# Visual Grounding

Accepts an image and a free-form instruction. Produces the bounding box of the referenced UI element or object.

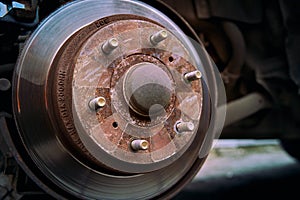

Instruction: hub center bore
[123,62,174,117]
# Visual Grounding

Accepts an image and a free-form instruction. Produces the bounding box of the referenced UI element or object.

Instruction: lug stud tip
[101,38,119,54]
[184,70,202,82]
[131,139,149,151]
[89,97,106,110]
[175,121,195,133]
[150,30,168,45]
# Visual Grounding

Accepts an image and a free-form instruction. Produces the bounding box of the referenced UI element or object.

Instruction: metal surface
[101,38,119,54]
[123,62,173,116]
[88,97,106,110]
[184,70,202,82]
[12,0,215,199]
[71,17,203,173]
[150,30,168,45]
[1,0,300,198]
[224,93,271,127]
[131,139,149,151]
[175,121,195,133]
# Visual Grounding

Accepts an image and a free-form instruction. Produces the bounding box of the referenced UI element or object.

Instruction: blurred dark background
[174,140,300,200]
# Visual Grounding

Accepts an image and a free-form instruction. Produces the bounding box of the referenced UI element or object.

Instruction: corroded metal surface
[71,18,203,171]
[12,0,212,199]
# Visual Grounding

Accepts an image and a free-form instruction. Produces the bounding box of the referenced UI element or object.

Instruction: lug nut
[89,97,106,110]
[131,139,149,151]
[184,70,202,82]
[175,121,195,133]
[150,30,168,45]
[101,38,119,54]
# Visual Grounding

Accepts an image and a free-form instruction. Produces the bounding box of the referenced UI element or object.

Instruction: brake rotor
[12,0,212,199]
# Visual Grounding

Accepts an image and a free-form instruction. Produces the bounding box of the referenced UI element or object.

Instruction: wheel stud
[184,70,202,82]
[101,38,119,54]
[150,30,168,45]
[175,121,195,134]
[89,97,106,110]
[131,139,149,151]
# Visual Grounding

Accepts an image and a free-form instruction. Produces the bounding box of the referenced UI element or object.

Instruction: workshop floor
[174,139,300,200]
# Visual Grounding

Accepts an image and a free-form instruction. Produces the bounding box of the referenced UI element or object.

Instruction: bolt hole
[112,122,118,129]
[169,56,174,62]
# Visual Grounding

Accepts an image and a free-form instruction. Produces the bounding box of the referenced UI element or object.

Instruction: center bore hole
[112,122,118,129]
[168,56,174,62]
